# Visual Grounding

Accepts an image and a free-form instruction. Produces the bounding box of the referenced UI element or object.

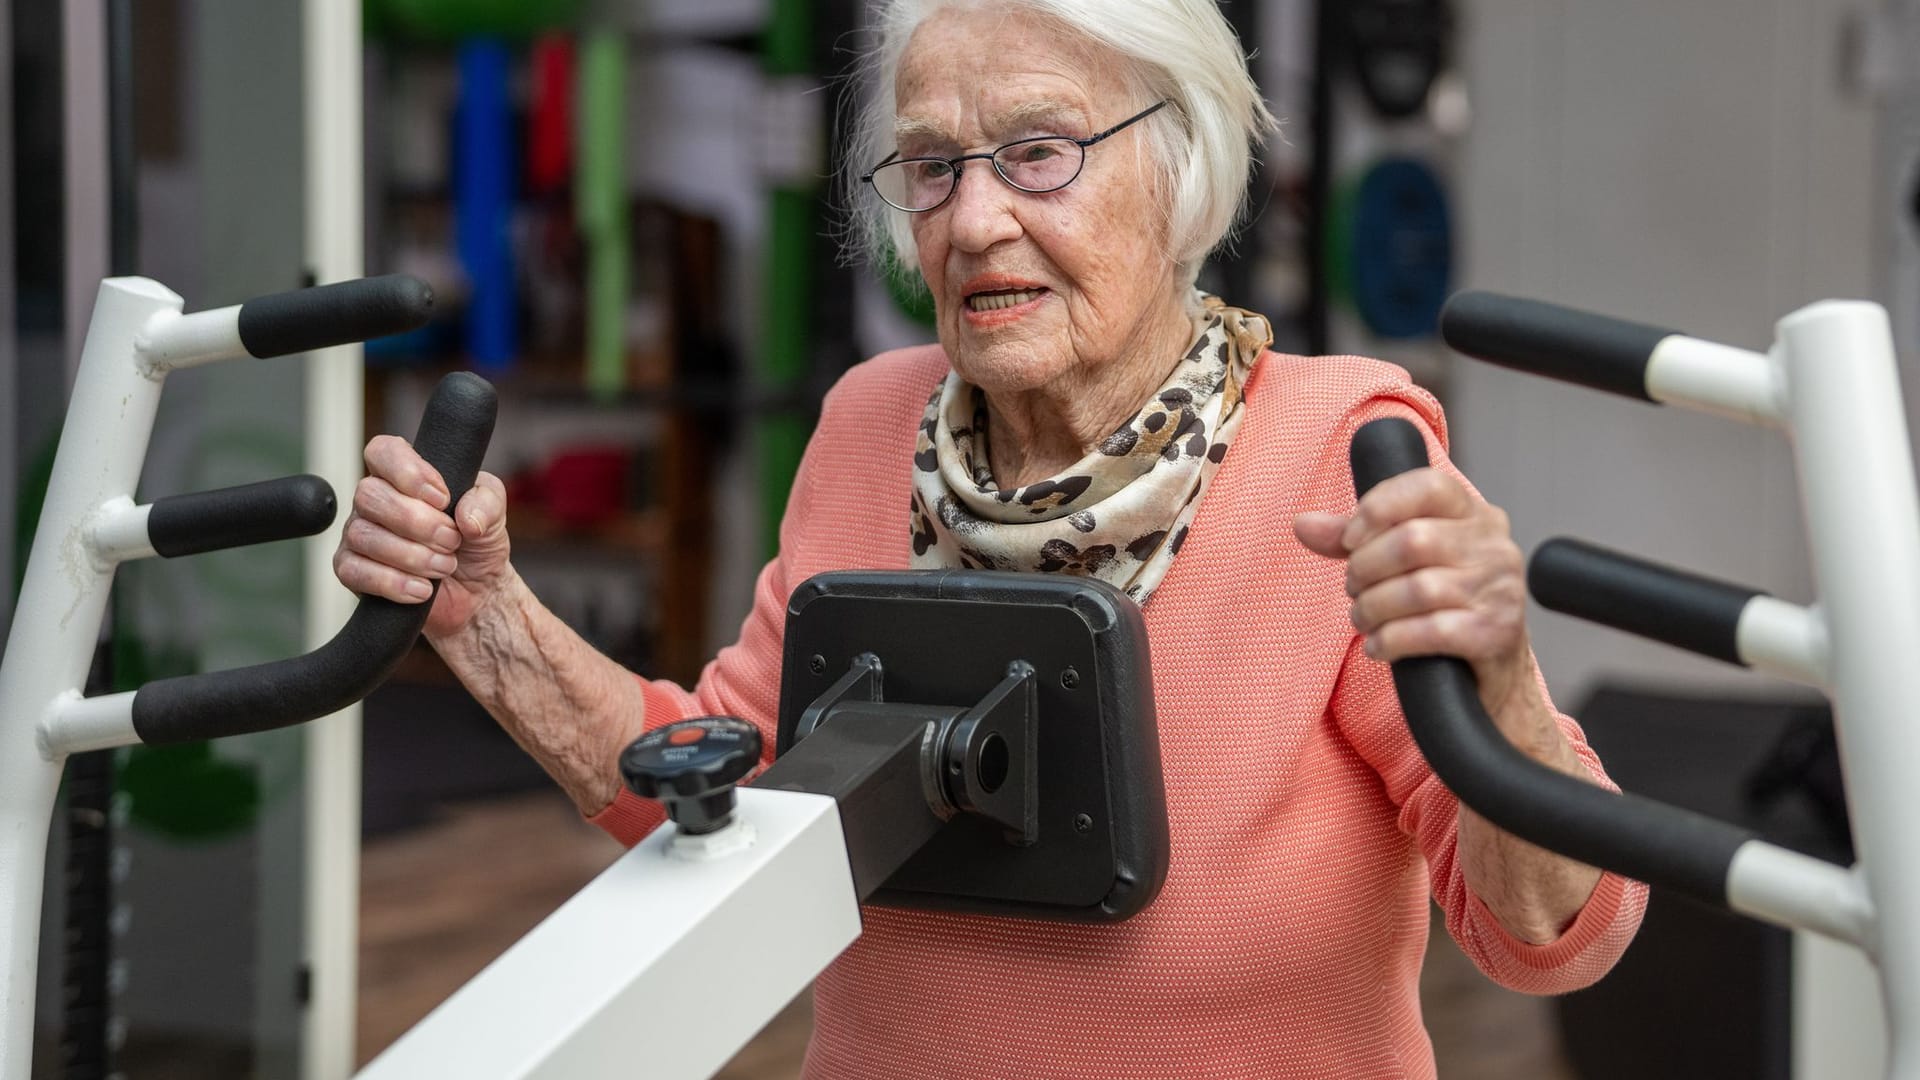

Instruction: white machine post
[355,789,862,1080]
[1777,301,1920,1074]
[0,277,182,1078]
[300,0,368,1071]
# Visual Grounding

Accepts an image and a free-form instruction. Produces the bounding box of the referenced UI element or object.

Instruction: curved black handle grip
[236,274,435,359]
[1530,538,1764,667]
[1439,290,1676,402]
[131,372,496,744]
[148,475,337,558]
[1350,418,1763,907]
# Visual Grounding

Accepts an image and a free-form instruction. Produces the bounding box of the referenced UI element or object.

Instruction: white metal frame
[355,788,860,1080]
[1640,301,1920,1075]
[0,276,279,1076]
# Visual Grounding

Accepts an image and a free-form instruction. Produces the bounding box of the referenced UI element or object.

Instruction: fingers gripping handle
[130,373,497,744]
[1349,418,1763,908]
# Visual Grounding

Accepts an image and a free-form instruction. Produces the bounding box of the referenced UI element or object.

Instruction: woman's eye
[923,160,954,179]
[1018,144,1058,162]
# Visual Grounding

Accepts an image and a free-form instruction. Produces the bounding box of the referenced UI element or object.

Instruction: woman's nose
[943,164,1022,252]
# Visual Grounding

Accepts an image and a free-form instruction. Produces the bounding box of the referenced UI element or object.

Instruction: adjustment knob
[619,717,762,835]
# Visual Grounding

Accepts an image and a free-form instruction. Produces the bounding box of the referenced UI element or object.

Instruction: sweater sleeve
[1325,393,1649,995]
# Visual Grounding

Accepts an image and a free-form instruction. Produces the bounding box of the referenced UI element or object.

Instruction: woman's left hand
[1293,467,1556,755]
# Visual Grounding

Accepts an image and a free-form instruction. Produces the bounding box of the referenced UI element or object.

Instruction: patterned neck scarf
[909,294,1272,605]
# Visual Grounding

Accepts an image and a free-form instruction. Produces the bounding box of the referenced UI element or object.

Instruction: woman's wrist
[424,564,527,659]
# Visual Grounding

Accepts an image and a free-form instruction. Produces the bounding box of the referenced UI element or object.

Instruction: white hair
[843,0,1278,284]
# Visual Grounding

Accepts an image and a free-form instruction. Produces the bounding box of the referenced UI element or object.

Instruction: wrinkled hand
[1293,467,1547,739]
[331,434,512,639]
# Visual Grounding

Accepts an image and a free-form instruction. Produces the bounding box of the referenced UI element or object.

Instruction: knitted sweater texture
[591,346,1648,1079]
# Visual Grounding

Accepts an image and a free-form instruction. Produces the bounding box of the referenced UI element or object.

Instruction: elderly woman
[336,0,1646,1075]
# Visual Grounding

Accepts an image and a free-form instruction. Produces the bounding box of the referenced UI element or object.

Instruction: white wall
[1450,0,1880,707]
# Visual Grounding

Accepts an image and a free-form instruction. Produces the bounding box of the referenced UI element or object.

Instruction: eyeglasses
[862,100,1170,214]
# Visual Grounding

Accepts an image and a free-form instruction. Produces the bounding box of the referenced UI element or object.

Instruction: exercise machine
[0,272,482,1078]
[1352,291,1920,1077]
[0,275,1171,1079]
[357,568,1168,1078]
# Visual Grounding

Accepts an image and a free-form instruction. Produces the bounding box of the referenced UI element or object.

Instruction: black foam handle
[1439,290,1677,402]
[148,475,337,558]
[1350,418,1766,907]
[236,274,434,359]
[131,372,496,744]
[1529,538,1763,667]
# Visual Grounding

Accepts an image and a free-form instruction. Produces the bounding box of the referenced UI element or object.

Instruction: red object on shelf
[541,446,629,527]
[528,35,575,195]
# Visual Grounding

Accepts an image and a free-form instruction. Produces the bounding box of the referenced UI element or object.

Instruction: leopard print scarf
[909,294,1271,604]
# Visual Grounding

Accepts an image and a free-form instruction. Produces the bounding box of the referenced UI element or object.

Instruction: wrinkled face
[893,5,1183,396]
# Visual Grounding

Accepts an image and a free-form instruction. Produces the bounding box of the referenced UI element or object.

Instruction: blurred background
[5,0,1919,1076]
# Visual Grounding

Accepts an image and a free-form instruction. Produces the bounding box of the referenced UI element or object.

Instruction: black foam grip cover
[1439,290,1675,402]
[1350,418,1760,906]
[1529,538,1763,667]
[236,274,434,359]
[148,475,337,558]
[132,373,496,744]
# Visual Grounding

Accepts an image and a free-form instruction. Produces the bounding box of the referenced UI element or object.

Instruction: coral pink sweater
[591,346,1648,1079]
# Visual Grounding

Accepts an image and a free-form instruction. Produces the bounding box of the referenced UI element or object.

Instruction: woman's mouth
[967,287,1047,312]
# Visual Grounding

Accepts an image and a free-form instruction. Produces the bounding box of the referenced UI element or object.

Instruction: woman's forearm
[1455,686,1605,943]
[424,568,649,815]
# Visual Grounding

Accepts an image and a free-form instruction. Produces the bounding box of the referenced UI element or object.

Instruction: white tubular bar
[0,276,180,1079]
[89,495,155,565]
[135,303,247,373]
[40,689,140,756]
[355,788,862,1080]
[1727,840,1874,950]
[1734,595,1830,687]
[1778,300,1920,1077]
[1644,335,1785,427]
[302,0,368,1071]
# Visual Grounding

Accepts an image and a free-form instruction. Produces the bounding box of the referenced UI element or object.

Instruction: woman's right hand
[332,434,513,638]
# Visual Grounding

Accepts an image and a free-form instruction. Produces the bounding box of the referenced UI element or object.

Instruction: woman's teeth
[968,289,1043,312]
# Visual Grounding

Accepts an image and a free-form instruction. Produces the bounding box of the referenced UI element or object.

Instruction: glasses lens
[871,159,956,211]
[994,139,1083,193]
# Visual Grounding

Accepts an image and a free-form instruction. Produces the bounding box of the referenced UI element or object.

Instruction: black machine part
[621,660,1045,899]
[1529,537,1765,668]
[775,570,1167,922]
[147,474,337,558]
[1347,417,1809,910]
[236,273,435,359]
[130,371,496,744]
[756,706,948,900]
[1439,290,1676,402]
[620,718,762,834]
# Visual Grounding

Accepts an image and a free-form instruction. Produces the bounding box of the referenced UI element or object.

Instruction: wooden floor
[359,790,1575,1078]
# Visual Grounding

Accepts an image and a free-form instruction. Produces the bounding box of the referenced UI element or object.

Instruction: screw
[808,654,827,675]
[1060,667,1080,690]
[1073,813,1093,833]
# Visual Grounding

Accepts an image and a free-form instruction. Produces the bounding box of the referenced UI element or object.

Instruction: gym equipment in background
[358,569,1167,1078]
[0,273,482,1079]
[1351,290,1920,1077]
